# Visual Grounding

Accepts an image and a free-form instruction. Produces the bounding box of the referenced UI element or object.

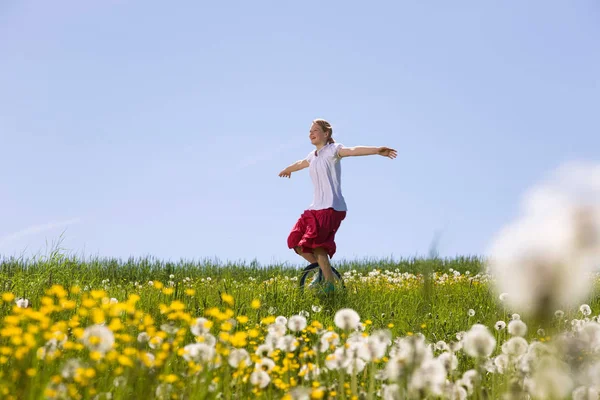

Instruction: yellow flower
[311,388,325,399]
[236,315,249,324]
[251,299,261,309]
[153,281,164,290]
[70,285,81,295]
[185,289,196,296]
[163,374,178,383]
[26,368,36,377]
[2,293,15,302]
[118,355,133,367]
[162,288,174,295]
[221,293,234,306]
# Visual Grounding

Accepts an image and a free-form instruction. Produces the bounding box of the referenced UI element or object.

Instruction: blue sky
[1,1,599,266]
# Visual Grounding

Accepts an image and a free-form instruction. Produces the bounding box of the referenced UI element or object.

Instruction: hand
[378,147,397,159]
[279,169,291,178]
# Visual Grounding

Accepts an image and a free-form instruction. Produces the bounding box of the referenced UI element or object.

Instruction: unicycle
[299,262,345,291]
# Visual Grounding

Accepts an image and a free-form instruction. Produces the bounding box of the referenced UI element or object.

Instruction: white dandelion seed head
[15,298,29,308]
[508,320,528,337]
[311,305,322,313]
[268,322,287,338]
[495,321,507,331]
[438,352,459,372]
[435,341,450,352]
[468,309,476,317]
[524,355,574,399]
[555,310,565,319]
[408,357,447,397]
[255,357,276,373]
[512,313,521,321]
[288,315,307,332]
[275,316,288,326]
[137,332,150,343]
[320,331,340,352]
[487,162,600,320]
[276,335,299,353]
[334,308,361,330]
[81,325,114,354]
[581,304,592,317]
[228,348,251,368]
[499,293,509,302]
[462,324,496,358]
[182,343,215,363]
[191,317,212,336]
[494,354,509,374]
[537,328,546,336]
[572,386,600,400]
[325,347,351,371]
[255,344,273,358]
[299,310,310,318]
[502,337,529,356]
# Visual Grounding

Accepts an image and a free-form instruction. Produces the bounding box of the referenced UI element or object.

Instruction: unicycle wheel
[299,263,344,291]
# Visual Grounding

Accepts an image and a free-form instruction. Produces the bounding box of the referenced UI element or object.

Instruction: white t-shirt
[304,142,348,212]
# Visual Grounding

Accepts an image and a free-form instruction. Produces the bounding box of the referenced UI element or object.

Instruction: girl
[279,118,397,292]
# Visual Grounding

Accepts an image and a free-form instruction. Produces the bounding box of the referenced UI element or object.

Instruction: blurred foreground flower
[487,161,600,321]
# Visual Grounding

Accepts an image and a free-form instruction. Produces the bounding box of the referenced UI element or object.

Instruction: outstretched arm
[338,146,397,159]
[279,159,309,178]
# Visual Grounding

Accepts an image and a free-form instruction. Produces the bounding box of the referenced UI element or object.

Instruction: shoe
[308,269,323,288]
[322,281,335,294]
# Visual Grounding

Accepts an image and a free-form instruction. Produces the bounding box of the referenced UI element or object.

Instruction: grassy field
[0,253,599,399]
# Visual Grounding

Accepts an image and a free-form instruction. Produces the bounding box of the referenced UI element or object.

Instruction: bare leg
[295,246,318,264]
[314,248,335,283]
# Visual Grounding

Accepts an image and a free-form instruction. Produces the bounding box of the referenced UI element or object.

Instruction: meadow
[1,252,600,400]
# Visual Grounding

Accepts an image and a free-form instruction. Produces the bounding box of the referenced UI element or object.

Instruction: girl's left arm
[338,146,397,159]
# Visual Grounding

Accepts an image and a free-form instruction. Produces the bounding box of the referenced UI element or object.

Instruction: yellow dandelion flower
[1,293,14,302]
[221,321,233,332]
[311,388,325,399]
[118,355,133,367]
[153,281,164,290]
[162,287,174,295]
[236,315,249,324]
[185,289,196,296]
[221,293,234,306]
[251,299,261,309]
[26,368,36,377]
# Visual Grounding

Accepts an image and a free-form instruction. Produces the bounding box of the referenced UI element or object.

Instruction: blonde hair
[313,119,335,144]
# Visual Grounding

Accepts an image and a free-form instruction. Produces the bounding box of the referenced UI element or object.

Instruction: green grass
[0,253,597,399]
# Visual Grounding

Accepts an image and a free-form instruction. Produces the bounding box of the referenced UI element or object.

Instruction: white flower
[191,318,212,336]
[228,349,250,368]
[581,304,592,317]
[325,347,351,370]
[334,308,360,330]
[182,343,215,363]
[494,354,509,374]
[495,321,507,331]
[438,352,459,372]
[15,298,29,308]
[462,324,496,358]
[525,356,574,399]
[288,315,307,332]
[468,309,476,317]
[255,344,273,358]
[486,162,600,320]
[320,331,340,352]
[572,386,600,400]
[409,358,447,397]
[137,332,150,343]
[81,325,114,354]
[276,335,298,352]
[268,323,287,338]
[275,316,288,326]
[508,320,528,337]
[502,337,529,356]
[255,357,276,373]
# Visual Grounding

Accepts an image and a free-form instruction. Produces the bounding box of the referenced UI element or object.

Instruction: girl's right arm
[278,159,309,178]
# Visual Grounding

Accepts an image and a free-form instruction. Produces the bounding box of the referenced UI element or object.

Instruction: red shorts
[287,208,347,258]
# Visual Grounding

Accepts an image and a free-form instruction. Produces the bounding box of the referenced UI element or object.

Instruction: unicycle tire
[299,263,344,291]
